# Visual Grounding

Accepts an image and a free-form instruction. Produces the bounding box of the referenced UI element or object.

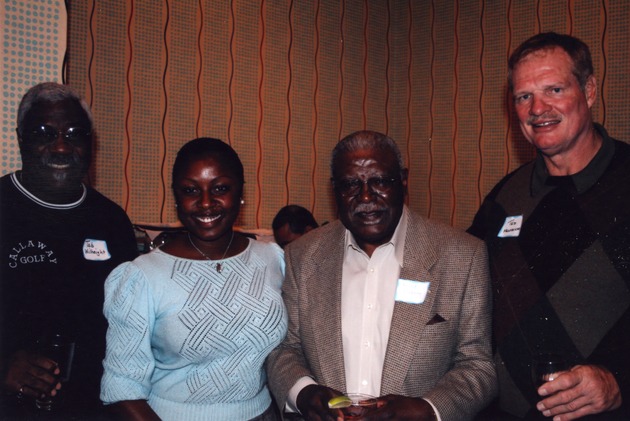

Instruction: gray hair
[17,82,94,134]
[330,130,405,179]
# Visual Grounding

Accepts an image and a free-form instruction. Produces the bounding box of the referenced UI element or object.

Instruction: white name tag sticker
[498,215,523,238]
[83,239,112,261]
[395,279,430,304]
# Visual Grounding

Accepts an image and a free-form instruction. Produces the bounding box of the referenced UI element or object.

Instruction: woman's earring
[240,199,245,205]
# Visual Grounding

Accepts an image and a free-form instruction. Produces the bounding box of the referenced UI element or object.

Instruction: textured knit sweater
[468,124,630,420]
[101,241,288,421]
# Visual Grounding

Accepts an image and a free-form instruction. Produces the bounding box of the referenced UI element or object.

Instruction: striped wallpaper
[6,0,630,231]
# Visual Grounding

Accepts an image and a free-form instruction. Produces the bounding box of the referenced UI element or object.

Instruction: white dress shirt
[341,207,406,396]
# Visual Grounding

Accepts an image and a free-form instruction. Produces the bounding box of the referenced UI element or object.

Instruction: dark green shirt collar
[531,124,615,196]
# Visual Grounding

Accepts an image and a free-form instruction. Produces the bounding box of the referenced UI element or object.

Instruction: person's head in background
[16,82,94,203]
[272,205,318,248]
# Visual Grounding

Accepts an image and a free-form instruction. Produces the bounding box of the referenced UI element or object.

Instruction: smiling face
[512,47,597,164]
[333,147,407,256]
[18,98,92,195]
[173,154,243,242]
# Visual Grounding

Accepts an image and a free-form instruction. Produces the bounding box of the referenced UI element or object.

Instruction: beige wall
[6,1,630,230]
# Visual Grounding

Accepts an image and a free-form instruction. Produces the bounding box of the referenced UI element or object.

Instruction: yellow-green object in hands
[328,395,352,409]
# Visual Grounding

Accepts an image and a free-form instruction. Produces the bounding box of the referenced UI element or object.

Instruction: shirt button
[362,380,368,386]
[367,304,373,310]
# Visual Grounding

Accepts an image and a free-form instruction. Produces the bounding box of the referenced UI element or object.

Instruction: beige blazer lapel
[380,214,440,395]
[306,223,347,392]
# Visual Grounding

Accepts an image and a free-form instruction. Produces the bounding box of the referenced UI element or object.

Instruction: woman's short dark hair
[508,32,594,92]
[172,137,244,186]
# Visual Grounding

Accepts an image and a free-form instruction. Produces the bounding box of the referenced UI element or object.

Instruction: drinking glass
[34,333,75,411]
[531,354,568,389]
[338,393,378,420]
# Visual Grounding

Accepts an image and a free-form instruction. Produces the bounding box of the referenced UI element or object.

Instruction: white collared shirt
[341,207,407,396]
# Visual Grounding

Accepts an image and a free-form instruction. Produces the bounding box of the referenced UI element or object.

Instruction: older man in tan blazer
[267,131,497,421]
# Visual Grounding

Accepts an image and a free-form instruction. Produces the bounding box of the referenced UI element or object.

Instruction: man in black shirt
[0,82,138,419]
[469,33,629,420]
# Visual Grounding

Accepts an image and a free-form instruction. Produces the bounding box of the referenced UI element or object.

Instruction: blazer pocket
[420,318,454,351]
[426,313,446,325]
[408,319,455,383]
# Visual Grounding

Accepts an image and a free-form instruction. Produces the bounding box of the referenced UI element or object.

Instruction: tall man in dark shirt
[0,82,138,418]
[469,33,629,420]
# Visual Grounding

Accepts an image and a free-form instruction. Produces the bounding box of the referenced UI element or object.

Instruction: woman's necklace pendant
[187,231,234,274]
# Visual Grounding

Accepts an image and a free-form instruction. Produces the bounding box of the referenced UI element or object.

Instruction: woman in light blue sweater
[101,138,288,421]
